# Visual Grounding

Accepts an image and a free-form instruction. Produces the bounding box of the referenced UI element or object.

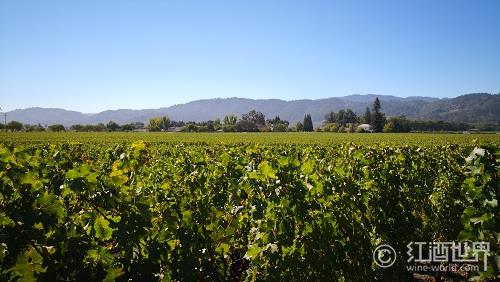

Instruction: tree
[363,107,371,124]
[24,123,45,132]
[70,124,83,131]
[122,124,135,131]
[223,114,237,126]
[371,97,386,132]
[94,123,107,132]
[148,116,170,132]
[213,118,222,131]
[241,110,265,129]
[48,124,66,132]
[383,116,411,133]
[303,114,313,132]
[106,121,120,131]
[223,114,237,132]
[324,111,337,123]
[235,119,258,132]
[295,121,304,132]
[325,109,358,126]
[266,116,289,132]
[343,109,358,125]
[6,121,23,131]
[323,123,339,132]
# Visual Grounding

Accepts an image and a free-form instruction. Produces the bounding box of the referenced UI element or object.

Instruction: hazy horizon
[1,0,499,112]
[6,92,499,114]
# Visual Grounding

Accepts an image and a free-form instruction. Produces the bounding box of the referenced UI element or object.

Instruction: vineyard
[1,132,499,145]
[0,135,498,281]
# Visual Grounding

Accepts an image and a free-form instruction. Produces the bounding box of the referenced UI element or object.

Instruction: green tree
[384,116,410,133]
[213,118,222,130]
[303,114,313,132]
[122,124,134,131]
[6,120,23,131]
[363,107,371,124]
[325,109,358,126]
[235,119,258,132]
[223,114,237,126]
[48,124,66,132]
[241,110,265,129]
[323,123,339,132]
[24,123,45,132]
[295,121,304,132]
[94,123,107,132]
[223,114,237,132]
[324,111,337,123]
[371,98,386,132]
[148,116,170,132]
[106,121,120,131]
[266,116,289,132]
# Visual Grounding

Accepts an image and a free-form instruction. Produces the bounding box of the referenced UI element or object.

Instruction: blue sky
[1,0,499,112]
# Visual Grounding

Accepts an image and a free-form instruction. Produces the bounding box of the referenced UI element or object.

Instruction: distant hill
[5,93,499,126]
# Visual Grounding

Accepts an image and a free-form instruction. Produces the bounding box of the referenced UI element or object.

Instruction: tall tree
[303,114,314,132]
[241,110,265,128]
[106,121,120,131]
[324,111,337,123]
[6,121,23,131]
[295,121,304,132]
[223,114,237,126]
[266,116,289,132]
[363,107,371,124]
[148,116,170,131]
[48,124,66,132]
[371,98,386,132]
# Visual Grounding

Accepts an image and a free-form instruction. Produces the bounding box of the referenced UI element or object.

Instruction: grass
[0,131,498,145]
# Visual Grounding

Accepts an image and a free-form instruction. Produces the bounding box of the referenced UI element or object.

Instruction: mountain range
[5,93,499,126]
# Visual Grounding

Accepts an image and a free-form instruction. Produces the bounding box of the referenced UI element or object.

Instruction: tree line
[1,98,497,132]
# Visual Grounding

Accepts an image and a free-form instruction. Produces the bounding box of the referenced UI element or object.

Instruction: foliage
[0,139,497,280]
[459,143,499,280]
[24,124,45,132]
[223,114,238,126]
[148,116,170,132]
[303,114,313,132]
[47,124,66,132]
[322,122,339,132]
[371,97,386,132]
[364,107,372,124]
[383,116,410,133]
[0,132,499,146]
[6,121,23,131]
[324,109,359,126]
[294,121,304,132]
[106,121,120,132]
[266,116,289,132]
[240,110,265,130]
[241,110,265,127]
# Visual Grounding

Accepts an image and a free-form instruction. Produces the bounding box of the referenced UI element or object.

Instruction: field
[0,132,498,281]
[0,131,499,145]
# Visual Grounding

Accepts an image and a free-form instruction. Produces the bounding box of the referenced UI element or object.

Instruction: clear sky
[1,0,499,113]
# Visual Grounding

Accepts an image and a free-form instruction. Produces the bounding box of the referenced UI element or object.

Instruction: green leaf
[0,243,7,262]
[216,243,230,255]
[244,244,261,259]
[94,216,113,240]
[258,161,276,179]
[167,239,180,250]
[103,267,124,282]
[0,212,14,227]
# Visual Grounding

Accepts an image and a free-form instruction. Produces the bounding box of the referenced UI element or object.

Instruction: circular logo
[373,244,396,268]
